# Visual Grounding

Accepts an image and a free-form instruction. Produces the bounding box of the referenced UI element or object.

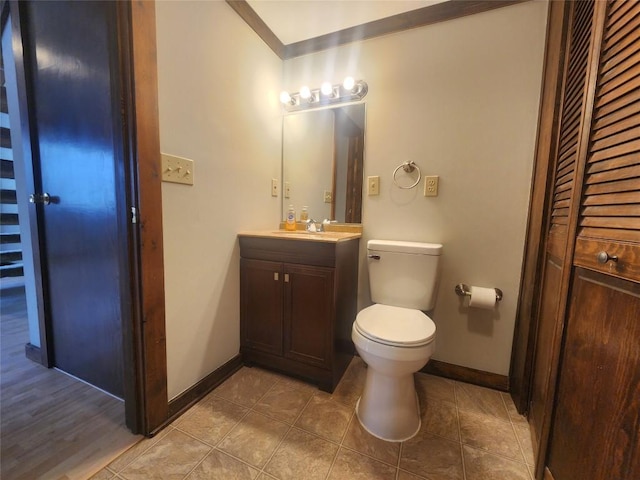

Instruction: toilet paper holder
[455,284,503,302]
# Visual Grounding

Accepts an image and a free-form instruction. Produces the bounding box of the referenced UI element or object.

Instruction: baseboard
[421,359,509,392]
[25,343,43,365]
[166,354,243,421]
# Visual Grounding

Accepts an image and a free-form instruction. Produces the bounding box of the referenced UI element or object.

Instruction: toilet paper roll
[469,286,497,309]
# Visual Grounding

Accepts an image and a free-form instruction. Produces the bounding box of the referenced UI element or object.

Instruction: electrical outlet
[284,182,291,199]
[424,175,439,197]
[161,154,194,185]
[368,176,380,196]
[324,190,333,203]
[271,179,279,197]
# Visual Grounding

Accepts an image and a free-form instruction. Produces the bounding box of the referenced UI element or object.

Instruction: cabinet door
[547,269,640,480]
[240,259,283,355]
[283,264,334,368]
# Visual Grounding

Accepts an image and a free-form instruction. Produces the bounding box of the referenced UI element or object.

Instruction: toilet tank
[367,239,443,311]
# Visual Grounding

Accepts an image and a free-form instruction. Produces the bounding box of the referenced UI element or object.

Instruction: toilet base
[355,368,422,442]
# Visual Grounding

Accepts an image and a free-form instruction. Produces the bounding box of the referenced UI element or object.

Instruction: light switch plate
[424,175,439,197]
[368,176,380,196]
[161,154,194,185]
[271,179,279,197]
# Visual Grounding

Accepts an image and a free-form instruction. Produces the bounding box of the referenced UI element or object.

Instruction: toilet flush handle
[368,254,380,260]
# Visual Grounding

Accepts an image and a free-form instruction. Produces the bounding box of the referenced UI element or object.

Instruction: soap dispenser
[285,205,296,231]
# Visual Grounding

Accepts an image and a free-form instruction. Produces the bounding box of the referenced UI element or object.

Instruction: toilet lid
[355,304,436,347]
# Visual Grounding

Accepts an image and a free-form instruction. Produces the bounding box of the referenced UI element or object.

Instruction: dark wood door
[547,269,640,479]
[23,1,131,397]
[528,0,597,458]
[240,258,283,356]
[545,1,640,478]
[283,264,333,368]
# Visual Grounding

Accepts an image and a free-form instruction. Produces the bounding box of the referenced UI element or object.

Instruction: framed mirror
[282,104,365,224]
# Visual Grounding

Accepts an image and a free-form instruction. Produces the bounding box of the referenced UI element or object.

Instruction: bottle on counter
[300,206,309,222]
[285,205,296,231]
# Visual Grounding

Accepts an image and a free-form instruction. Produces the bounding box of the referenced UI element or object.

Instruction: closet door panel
[530,0,597,461]
[547,269,640,480]
[575,0,640,279]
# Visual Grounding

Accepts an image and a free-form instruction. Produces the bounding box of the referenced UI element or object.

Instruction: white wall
[155,1,282,399]
[283,1,548,375]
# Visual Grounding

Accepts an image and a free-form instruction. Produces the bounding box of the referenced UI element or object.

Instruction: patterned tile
[213,367,278,408]
[458,410,523,461]
[462,445,532,480]
[415,373,456,405]
[295,393,353,443]
[455,382,510,421]
[107,426,172,473]
[185,449,259,480]
[118,429,211,479]
[514,424,535,466]
[342,415,400,465]
[501,392,529,428]
[400,431,464,480]
[264,427,339,480]
[101,356,537,480]
[174,395,248,446]
[253,382,313,424]
[327,447,397,479]
[217,411,289,468]
[419,396,460,441]
[331,356,367,407]
[89,468,116,479]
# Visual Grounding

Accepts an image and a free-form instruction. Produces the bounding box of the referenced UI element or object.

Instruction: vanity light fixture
[280,76,368,112]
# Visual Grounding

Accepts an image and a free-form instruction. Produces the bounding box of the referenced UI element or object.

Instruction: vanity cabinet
[239,233,360,392]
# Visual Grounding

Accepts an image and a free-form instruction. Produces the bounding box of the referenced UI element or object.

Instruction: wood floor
[0,286,141,480]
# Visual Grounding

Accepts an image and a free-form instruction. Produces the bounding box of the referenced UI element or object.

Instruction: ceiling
[246,0,447,45]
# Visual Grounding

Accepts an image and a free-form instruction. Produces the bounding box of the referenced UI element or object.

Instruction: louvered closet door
[528,0,596,456]
[547,1,640,479]
[573,0,640,280]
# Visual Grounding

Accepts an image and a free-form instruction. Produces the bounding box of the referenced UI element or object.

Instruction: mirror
[282,104,365,224]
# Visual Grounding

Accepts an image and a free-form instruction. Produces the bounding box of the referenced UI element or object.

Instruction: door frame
[3,0,168,435]
[508,0,570,415]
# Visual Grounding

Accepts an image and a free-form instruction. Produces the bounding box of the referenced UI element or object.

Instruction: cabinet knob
[596,251,618,264]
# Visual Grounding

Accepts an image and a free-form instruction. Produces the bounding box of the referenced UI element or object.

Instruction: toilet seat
[355,304,436,347]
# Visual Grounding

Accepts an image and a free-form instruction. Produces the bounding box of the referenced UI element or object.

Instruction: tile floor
[91,357,535,480]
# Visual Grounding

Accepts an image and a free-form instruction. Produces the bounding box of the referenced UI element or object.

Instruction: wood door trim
[227,0,531,60]
[509,0,569,414]
[126,0,169,435]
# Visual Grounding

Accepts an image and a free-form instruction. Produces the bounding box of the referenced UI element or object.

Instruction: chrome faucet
[305,219,324,232]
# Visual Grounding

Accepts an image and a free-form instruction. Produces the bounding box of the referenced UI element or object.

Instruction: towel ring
[393,161,421,189]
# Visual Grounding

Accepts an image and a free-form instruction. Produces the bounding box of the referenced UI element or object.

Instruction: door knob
[596,251,618,264]
[29,193,51,205]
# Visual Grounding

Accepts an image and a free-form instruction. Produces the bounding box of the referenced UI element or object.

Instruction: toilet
[352,239,442,442]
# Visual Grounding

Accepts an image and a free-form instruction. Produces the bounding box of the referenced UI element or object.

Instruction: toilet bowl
[352,303,436,442]
[352,239,442,442]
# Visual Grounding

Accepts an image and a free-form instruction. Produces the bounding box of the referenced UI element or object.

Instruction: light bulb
[320,82,333,96]
[279,91,291,104]
[343,76,355,90]
[300,86,311,99]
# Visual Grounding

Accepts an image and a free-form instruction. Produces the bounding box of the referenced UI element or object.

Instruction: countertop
[238,230,362,243]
